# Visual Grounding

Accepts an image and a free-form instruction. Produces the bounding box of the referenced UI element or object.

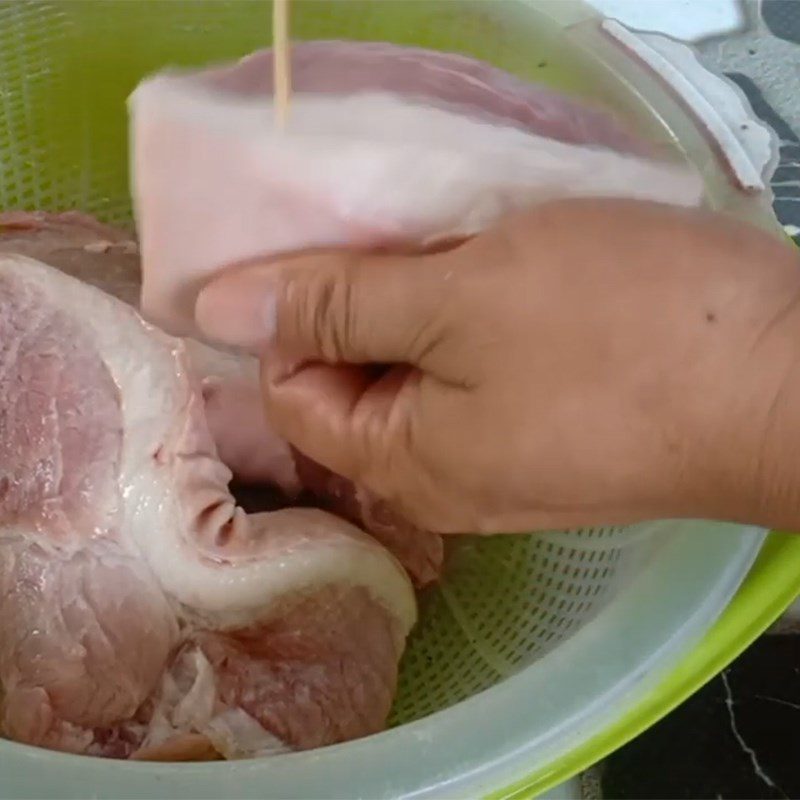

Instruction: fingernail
[195,270,277,350]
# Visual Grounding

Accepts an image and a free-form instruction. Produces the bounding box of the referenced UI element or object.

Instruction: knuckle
[274,273,332,359]
[311,273,337,359]
[279,257,361,361]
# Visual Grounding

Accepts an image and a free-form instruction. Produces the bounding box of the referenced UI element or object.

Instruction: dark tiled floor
[603,635,800,799]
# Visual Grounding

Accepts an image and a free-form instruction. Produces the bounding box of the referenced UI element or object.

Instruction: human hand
[196,198,800,533]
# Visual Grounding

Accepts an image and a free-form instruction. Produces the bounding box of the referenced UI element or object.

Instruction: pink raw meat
[199,40,651,153]
[129,40,704,338]
[0,251,416,760]
[0,211,140,305]
[0,213,444,584]
[0,211,444,586]
[187,340,444,586]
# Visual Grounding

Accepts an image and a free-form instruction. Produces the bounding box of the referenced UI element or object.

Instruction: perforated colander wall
[390,530,638,724]
[0,0,653,727]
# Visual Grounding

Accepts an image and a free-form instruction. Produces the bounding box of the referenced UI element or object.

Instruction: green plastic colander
[1,2,799,798]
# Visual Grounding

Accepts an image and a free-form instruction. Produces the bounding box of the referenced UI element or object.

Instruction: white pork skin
[130,41,703,339]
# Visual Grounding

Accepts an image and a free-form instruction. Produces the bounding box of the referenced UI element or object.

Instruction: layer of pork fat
[0,210,444,586]
[129,40,704,338]
[0,252,416,759]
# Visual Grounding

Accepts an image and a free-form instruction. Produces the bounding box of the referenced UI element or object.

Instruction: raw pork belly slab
[129,40,704,338]
[0,212,443,586]
[0,250,416,760]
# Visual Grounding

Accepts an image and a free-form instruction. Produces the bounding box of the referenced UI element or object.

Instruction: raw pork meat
[0,211,140,305]
[188,340,444,586]
[0,249,416,760]
[129,40,704,339]
[0,211,444,586]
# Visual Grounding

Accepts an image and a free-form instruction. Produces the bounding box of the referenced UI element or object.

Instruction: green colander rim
[484,530,800,799]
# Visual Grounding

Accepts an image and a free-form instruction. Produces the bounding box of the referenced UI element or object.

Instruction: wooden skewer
[273,0,291,129]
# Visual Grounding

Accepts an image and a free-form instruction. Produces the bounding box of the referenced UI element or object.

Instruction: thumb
[195,249,451,485]
[195,249,452,364]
